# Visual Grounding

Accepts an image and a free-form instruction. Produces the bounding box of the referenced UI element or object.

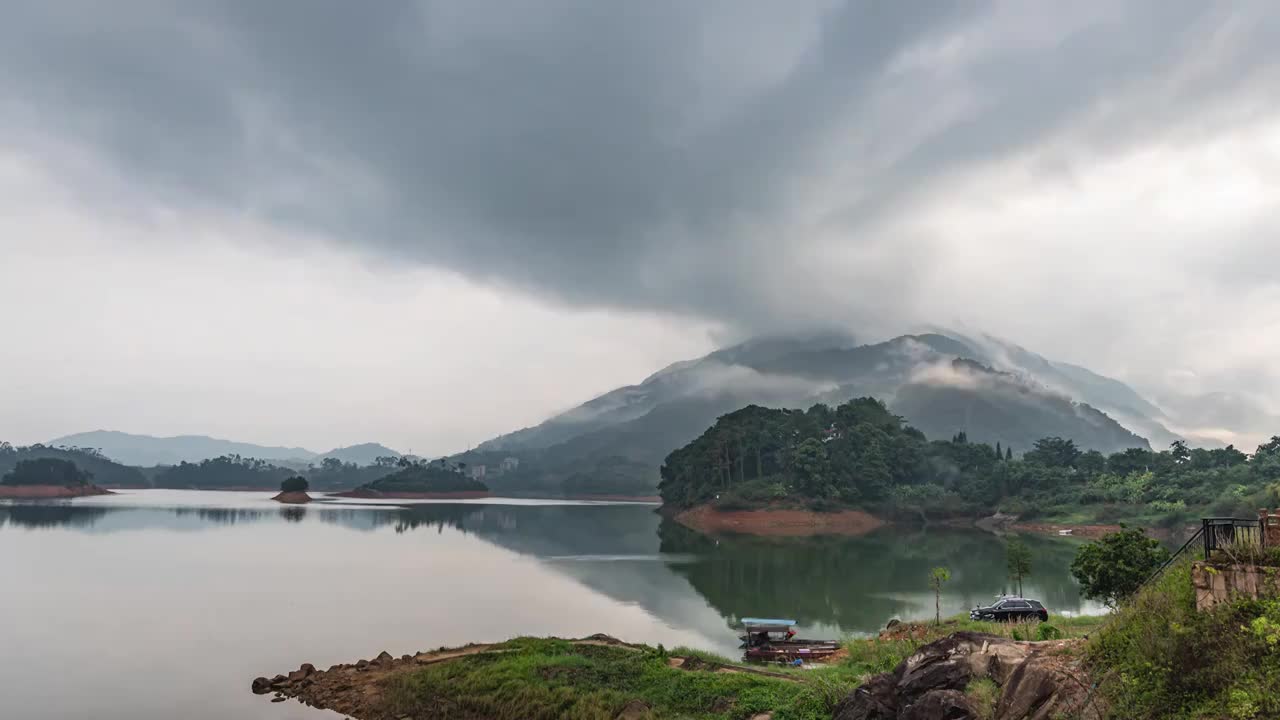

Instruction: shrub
[280,476,309,493]
[1088,562,1280,719]
[1035,624,1063,641]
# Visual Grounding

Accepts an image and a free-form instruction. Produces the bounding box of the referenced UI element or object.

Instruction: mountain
[47,431,319,467]
[470,330,1167,494]
[317,443,401,466]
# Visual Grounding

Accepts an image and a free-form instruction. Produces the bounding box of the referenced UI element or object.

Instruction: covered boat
[738,618,839,663]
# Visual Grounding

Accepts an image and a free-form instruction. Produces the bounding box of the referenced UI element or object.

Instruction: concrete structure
[1191,561,1280,611]
[1261,508,1280,548]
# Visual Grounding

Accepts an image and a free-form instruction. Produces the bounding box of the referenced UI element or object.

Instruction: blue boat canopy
[740,618,797,629]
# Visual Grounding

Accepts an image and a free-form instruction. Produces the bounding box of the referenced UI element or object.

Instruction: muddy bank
[331,489,491,500]
[674,503,885,536]
[0,484,113,499]
[271,491,312,504]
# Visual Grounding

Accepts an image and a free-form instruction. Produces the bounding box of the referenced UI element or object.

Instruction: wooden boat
[738,618,839,663]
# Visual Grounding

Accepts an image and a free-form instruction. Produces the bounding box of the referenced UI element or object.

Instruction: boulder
[374,651,394,665]
[833,671,898,720]
[251,677,273,694]
[995,654,1099,720]
[833,633,1035,720]
[614,699,653,719]
[899,690,977,720]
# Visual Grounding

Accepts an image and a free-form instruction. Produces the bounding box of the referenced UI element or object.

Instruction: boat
[738,618,839,663]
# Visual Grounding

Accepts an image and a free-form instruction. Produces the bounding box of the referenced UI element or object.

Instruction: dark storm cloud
[1,1,1278,332]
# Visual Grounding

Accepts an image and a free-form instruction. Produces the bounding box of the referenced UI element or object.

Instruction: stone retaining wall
[1191,561,1280,611]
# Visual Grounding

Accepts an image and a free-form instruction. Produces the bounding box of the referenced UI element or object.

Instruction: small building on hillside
[500,457,519,472]
[470,464,487,480]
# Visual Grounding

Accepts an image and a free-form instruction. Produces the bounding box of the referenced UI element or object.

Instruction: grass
[965,677,999,719]
[383,637,853,720]
[378,615,1110,720]
[1086,559,1280,719]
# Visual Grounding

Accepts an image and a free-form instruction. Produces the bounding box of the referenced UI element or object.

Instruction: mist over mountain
[46,431,400,468]
[469,329,1186,494]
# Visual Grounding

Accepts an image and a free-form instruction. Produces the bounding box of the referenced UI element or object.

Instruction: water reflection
[0,496,1096,635]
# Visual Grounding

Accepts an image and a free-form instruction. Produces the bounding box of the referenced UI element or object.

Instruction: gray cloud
[3,1,1280,422]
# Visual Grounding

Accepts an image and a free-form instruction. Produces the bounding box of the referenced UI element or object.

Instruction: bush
[1088,562,1280,719]
[280,476,309,492]
[1035,624,1063,641]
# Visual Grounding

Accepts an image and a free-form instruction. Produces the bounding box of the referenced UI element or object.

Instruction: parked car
[969,597,1049,622]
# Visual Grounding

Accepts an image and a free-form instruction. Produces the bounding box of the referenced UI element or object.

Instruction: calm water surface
[0,490,1103,719]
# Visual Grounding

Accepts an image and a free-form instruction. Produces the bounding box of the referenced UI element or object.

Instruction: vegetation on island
[0,442,145,487]
[1,457,93,486]
[658,398,1280,526]
[354,459,489,494]
[280,476,309,493]
[153,455,296,490]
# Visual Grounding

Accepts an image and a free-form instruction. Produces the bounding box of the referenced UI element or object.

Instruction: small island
[334,460,490,499]
[272,475,312,504]
[0,457,113,498]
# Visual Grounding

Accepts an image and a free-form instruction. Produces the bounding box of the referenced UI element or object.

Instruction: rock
[251,677,273,694]
[355,659,370,669]
[900,689,977,720]
[270,674,289,687]
[834,633,1031,720]
[995,654,1100,720]
[271,696,287,703]
[832,672,898,720]
[885,618,901,630]
[614,699,653,719]
[299,663,316,676]
[374,651,394,665]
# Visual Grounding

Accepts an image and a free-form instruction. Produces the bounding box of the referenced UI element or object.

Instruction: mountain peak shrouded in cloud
[2,2,1278,450]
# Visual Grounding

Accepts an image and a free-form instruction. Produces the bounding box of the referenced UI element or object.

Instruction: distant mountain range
[45,431,400,468]
[467,330,1195,493]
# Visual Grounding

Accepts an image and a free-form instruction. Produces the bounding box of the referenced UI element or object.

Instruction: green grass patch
[383,637,854,720]
[964,677,998,720]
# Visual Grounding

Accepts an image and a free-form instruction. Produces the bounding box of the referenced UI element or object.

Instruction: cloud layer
[3,1,1279,446]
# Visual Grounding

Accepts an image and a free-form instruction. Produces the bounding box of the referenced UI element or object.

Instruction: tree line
[658,398,1280,524]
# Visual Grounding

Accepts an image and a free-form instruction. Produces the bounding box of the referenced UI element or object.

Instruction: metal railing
[1202,517,1265,558]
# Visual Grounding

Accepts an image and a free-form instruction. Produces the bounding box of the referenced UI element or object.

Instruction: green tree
[929,567,951,625]
[995,441,1002,460]
[1005,537,1032,597]
[1,458,92,486]
[280,476,310,492]
[1070,526,1170,607]
[1025,437,1082,469]
[1005,446,1013,461]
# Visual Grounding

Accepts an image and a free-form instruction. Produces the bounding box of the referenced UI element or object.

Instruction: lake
[0,490,1103,719]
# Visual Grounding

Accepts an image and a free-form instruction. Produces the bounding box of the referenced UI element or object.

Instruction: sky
[2,1,1279,454]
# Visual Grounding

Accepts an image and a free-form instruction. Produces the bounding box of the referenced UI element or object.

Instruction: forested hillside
[0,442,147,487]
[659,398,1280,524]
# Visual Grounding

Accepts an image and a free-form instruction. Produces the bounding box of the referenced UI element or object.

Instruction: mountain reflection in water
[0,494,1099,636]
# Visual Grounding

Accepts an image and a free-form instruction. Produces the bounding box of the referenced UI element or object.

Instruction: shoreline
[673,503,885,537]
[271,491,312,504]
[0,484,114,499]
[667,502,1159,539]
[331,489,492,500]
